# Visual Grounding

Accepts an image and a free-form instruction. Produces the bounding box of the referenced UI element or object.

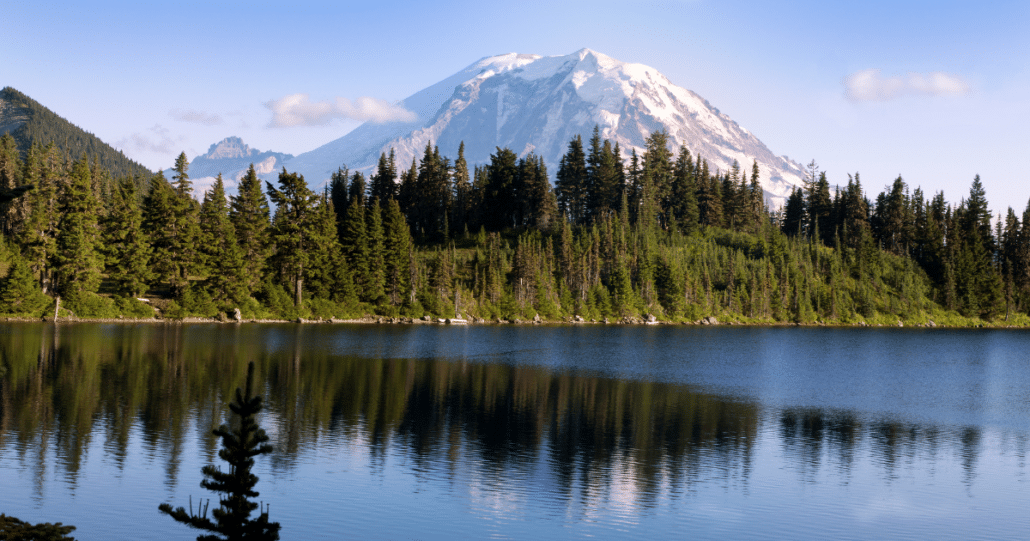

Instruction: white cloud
[170,108,223,126]
[844,69,971,102]
[264,93,416,127]
[116,124,185,155]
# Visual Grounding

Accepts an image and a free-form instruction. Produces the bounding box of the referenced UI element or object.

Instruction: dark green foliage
[382,198,412,305]
[0,87,151,179]
[54,157,102,301]
[556,135,588,224]
[365,198,386,302]
[0,514,76,541]
[266,169,316,307]
[0,252,47,315]
[104,177,153,297]
[0,121,1027,325]
[65,291,118,318]
[230,165,271,294]
[159,362,280,541]
[368,150,397,202]
[199,174,248,307]
[482,147,520,231]
[305,194,349,303]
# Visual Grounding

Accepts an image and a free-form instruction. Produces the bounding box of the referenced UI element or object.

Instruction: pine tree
[368,151,397,203]
[159,362,280,541]
[266,169,316,307]
[54,156,103,302]
[199,175,248,307]
[305,195,347,303]
[0,133,29,239]
[230,165,271,295]
[671,146,699,234]
[0,253,47,315]
[382,198,411,306]
[556,136,587,225]
[340,199,369,294]
[143,172,177,289]
[21,143,62,294]
[452,142,471,234]
[365,198,386,303]
[104,177,154,297]
[167,152,201,296]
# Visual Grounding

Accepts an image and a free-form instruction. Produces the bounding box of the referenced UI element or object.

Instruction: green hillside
[0,86,152,179]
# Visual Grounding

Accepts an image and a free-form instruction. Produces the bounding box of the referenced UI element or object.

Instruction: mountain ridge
[0,86,153,179]
[277,49,806,205]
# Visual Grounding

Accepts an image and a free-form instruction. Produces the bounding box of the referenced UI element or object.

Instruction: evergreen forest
[1,125,1028,327]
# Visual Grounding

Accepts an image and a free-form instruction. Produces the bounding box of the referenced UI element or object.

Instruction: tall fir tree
[382,197,412,306]
[54,156,103,302]
[365,198,387,303]
[267,169,316,307]
[230,165,272,295]
[199,174,248,307]
[104,177,154,297]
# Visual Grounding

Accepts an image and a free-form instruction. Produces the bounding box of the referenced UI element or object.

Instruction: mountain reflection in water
[0,322,1027,540]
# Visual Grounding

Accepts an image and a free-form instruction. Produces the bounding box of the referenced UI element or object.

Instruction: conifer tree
[347,171,367,209]
[266,169,316,307]
[0,253,47,314]
[556,136,588,225]
[144,171,179,292]
[167,152,202,296]
[340,199,369,294]
[369,151,397,202]
[230,165,272,295]
[199,175,248,307]
[382,198,411,305]
[54,156,103,302]
[305,194,348,303]
[452,142,472,234]
[21,143,63,294]
[159,362,280,541]
[329,166,349,239]
[0,133,28,239]
[482,147,520,231]
[671,146,699,234]
[748,160,765,230]
[366,198,386,303]
[781,187,806,237]
[104,177,154,297]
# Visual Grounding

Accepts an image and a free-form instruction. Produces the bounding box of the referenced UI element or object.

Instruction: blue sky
[5,0,1029,209]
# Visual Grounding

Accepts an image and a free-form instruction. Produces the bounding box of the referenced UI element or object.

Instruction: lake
[1,322,1028,540]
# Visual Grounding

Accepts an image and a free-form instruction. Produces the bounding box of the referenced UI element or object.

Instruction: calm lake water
[1,322,1028,540]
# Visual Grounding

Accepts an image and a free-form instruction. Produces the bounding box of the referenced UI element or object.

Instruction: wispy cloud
[844,69,971,102]
[116,124,185,155]
[170,108,223,126]
[265,93,416,127]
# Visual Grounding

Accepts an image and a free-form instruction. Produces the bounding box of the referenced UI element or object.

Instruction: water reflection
[1,323,1028,540]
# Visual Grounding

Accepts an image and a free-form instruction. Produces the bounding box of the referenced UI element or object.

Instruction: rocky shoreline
[0,313,1018,328]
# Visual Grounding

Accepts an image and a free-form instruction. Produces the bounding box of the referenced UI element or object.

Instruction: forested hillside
[0,87,152,180]
[0,126,1026,326]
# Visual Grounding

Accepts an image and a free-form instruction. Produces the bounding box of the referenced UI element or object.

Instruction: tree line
[0,127,1026,325]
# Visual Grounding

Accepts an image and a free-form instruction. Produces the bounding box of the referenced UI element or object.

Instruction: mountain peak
[202,136,255,160]
[279,49,805,204]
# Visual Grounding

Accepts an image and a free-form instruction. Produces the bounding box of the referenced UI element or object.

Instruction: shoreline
[1,314,1025,329]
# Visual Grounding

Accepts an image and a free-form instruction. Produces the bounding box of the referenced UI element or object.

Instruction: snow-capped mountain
[168,136,293,195]
[280,49,806,205]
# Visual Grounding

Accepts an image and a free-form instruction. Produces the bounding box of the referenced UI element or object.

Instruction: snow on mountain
[168,136,293,196]
[280,49,806,205]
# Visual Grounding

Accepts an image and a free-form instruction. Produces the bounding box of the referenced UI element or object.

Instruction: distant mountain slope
[280,49,806,205]
[0,87,152,179]
[165,136,293,185]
